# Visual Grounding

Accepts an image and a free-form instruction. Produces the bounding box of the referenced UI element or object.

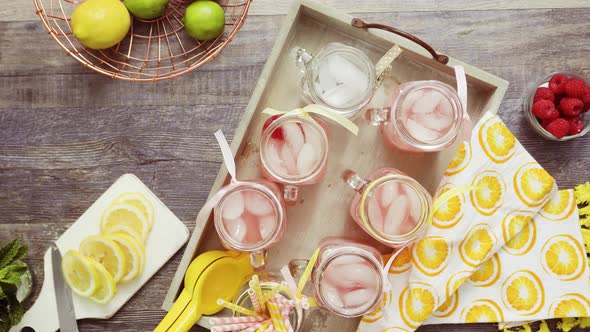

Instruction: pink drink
[214,181,286,257]
[347,168,431,247]
[260,114,329,203]
[313,238,383,317]
[380,81,462,152]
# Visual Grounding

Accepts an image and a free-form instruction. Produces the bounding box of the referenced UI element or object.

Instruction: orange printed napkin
[358,112,590,331]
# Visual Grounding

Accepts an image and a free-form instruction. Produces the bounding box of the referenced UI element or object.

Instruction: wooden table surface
[1,0,590,331]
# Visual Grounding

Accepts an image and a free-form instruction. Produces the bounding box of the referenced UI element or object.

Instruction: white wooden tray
[164,0,508,330]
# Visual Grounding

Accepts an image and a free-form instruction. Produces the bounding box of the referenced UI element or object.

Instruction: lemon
[62,250,100,297]
[106,233,145,282]
[85,256,117,304]
[183,1,225,41]
[71,0,131,49]
[113,192,154,229]
[101,203,150,241]
[102,223,144,245]
[124,0,169,19]
[79,235,127,283]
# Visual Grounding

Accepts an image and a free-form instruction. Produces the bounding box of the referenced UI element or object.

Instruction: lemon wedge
[85,256,117,304]
[79,235,127,283]
[102,224,144,245]
[113,192,154,230]
[101,203,150,241]
[62,250,99,297]
[107,233,145,282]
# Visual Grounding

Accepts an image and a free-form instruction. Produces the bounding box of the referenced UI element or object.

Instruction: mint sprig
[0,239,29,332]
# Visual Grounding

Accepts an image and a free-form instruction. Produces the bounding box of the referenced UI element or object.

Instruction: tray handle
[351,18,449,65]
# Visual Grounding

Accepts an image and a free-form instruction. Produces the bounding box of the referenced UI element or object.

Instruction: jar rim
[391,80,463,151]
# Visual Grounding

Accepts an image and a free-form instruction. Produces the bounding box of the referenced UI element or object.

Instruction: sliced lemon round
[106,233,145,283]
[101,203,149,241]
[102,224,144,245]
[84,256,117,304]
[113,192,154,230]
[62,250,99,297]
[79,235,127,283]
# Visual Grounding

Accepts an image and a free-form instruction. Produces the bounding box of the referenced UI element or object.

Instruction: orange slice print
[478,117,516,163]
[501,270,545,316]
[541,235,586,281]
[459,224,497,267]
[501,211,536,256]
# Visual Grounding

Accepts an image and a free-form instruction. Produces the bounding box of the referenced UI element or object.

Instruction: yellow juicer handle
[154,288,198,332]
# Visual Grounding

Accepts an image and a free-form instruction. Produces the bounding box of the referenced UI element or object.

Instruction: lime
[71,0,130,50]
[183,1,225,41]
[124,0,170,20]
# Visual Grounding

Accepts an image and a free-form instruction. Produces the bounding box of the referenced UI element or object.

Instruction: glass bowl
[523,71,590,141]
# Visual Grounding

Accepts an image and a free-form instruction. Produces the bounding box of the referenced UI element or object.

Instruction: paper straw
[217,298,258,316]
[248,289,263,314]
[264,284,282,301]
[212,322,258,332]
[240,322,264,332]
[281,309,294,332]
[255,321,270,332]
[249,276,267,310]
[267,301,287,332]
[209,316,267,325]
[269,297,296,307]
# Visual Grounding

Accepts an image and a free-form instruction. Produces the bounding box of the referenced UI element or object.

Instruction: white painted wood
[12,174,189,332]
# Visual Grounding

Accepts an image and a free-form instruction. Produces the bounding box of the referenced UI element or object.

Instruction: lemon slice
[79,235,127,283]
[84,256,117,304]
[62,250,99,297]
[101,203,149,241]
[102,224,144,245]
[106,233,145,283]
[113,192,154,230]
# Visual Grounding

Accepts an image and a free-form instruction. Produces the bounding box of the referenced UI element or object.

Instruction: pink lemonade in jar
[215,181,286,254]
[347,168,431,247]
[313,238,384,317]
[260,114,329,202]
[380,81,463,152]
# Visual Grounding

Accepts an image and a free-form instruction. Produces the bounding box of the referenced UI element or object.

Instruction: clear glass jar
[311,237,384,318]
[259,113,329,204]
[345,168,432,247]
[296,42,376,119]
[523,71,590,141]
[369,80,463,152]
[233,272,304,332]
[214,180,287,269]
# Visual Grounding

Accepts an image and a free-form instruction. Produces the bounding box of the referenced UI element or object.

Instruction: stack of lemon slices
[61,192,154,304]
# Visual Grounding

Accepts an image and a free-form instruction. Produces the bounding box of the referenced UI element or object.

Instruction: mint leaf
[0,285,5,300]
[0,262,28,285]
[0,240,21,269]
[7,295,23,326]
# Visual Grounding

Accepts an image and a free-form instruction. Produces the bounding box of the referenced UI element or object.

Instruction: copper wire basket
[33,0,252,81]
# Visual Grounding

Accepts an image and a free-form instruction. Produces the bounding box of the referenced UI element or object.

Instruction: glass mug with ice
[345,168,432,247]
[310,237,384,318]
[296,42,375,119]
[259,112,329,203]
[368,80,464,152]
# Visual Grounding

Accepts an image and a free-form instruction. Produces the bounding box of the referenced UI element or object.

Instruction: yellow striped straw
[216,298,258,316]
[249,275,267,310]
[255,321,270,332]
[264,283,282,301]
[267,301,287,332]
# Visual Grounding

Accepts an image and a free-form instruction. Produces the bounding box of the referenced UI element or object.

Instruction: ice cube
[301,123,324,150]
[413,111,453,132]
[401,89,424,111]
[327,54,369,91]
[411,89,443,115]
[282,123,305,155]
[367,197,384,231]
[317,60,339,93]
[405,118,440,142]
[384,195,409,236]
[267,141,288,175]
[244,190,274,216]
[342,288,375,309]
[221,191,244,220]
[321,84,358,107]
[296,143,319,175]
[280,144,298,175]
[330,254,368,266]
[321,285,345,309]
[438,97,455,117]
[406,189,422,222]
[224,217,247,243]
[325,260,379,290]
[258,215,276,239]
[378,182,400,208]
[400,217,417,235]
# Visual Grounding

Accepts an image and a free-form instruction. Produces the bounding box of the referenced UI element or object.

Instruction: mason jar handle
[351,18,449,65]
[343,170,369,193]
[284,185,299,205]
[366,107,391,126]
[250,250,267,271]
[295,48,313,74]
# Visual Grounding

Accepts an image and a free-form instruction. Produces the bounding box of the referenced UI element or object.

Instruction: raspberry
[564,78,587,98]
[582,86,590,112]
[566,116,585,135]
[549,73,569,95]
[533,87,555,103]
[559,97,584,117]
[262,114,284,140]
[543,118,570,139]
[532,99,559,120]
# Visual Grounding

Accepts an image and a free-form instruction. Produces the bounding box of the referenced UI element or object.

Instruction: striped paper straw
[209,316,267,325]
[280,309,294,332]
[255,321,270,332]
[249,276,266,310]
[267,302,287,332]
[264,284,282,301]
[269,297,296,308]
[211,322,258,332]
[216,298,258,316]
[239,322,264,332]
[248,288,263,314]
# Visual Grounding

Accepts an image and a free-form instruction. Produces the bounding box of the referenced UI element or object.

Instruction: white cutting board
[11,174,190,332]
